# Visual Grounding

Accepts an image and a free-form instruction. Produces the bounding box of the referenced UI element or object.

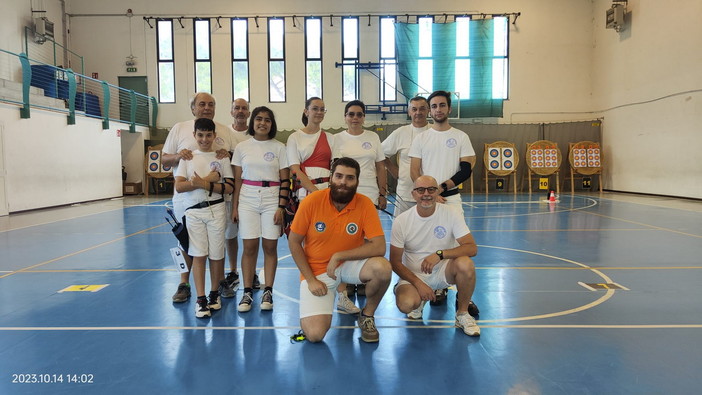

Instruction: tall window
[305,17,323,99]
[194,18,211,93]
[379,17,396,102]
[268,18,286,102]
[156,19,175,103]
[454,16,470,100]
[417,16,434,95]
[341,17,359,102]
[492,16,509,99]
[231,18,249,101]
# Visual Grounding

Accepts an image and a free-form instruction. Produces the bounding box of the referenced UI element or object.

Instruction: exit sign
[126,67,137,72]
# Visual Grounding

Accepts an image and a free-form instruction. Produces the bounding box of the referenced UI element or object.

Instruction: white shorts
[185,203,226,260]
[444,194,463,214]
[225,201,238,239]
[173,199,186,222]
[395,259,451,291]
[393,196,417,218]
[237,184,281,240]
[299,259,366,318]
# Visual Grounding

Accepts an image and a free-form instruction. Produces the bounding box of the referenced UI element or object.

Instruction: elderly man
[162,92,235,303]
[382,96,431,218]
[222,98,254,295]
[289,157,392,343]
[389,175,480,336]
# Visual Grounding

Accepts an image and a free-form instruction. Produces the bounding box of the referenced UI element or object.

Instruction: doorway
[118,76,148,125]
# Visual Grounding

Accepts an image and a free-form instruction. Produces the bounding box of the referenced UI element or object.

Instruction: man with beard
[408,90,476,214]
[288,157,392,343]
[390,175,480,336]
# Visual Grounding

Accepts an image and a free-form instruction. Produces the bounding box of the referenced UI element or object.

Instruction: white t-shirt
[163,119,234,202]
[174,150,234,209]
[382,124,430,201]
[228,126,251,145]
[391,203,470,274]
[332,130,384,203]
[408,127,475,191]
[232,138,288,181]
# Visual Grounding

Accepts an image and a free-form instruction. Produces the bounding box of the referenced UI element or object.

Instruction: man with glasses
[389,175,480,336]
[382,96,431,217]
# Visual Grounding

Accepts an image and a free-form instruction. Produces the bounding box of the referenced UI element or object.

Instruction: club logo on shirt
[210,161,222,172]
[346,222,358,235]
[362,142,372,150]
[215,137,225,146]
[434,226,447,239]
[263,152,275,162]
[315,222,326,232]
[446,138,457,148]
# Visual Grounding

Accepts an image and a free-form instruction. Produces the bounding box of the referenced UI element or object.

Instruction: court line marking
[1,324,700,331]
[0,223,168,279]
[462,197,599,219]
[584,211,702,239]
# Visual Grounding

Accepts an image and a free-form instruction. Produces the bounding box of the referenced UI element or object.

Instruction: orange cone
[549,190,556,202]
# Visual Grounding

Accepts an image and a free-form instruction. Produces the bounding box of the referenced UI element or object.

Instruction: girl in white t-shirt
[232,107,290,313]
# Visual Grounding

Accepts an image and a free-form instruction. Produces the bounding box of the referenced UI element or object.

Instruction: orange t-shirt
[290,188,385,277]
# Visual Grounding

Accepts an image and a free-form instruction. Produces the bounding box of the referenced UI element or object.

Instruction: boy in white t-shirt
[174,118,235,318]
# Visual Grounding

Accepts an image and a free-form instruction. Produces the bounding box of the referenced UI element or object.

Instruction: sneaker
[337,292,360,314]
[356,283,366,296]
[407,300,426,320]
[253,274,261,290]
[195,297,211,318]
[218,280,235,298]
[260,289,274,311]
[225,271,240,289]
[455,298,481,317]
[238,291,253,312]
[358,310,379,343]
[430,288,447,306]
[455,312,480,336]
[172,283,191,303]
[208,291,222,311]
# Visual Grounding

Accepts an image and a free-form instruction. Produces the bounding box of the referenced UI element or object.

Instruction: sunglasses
[413,186,439,194]
[346,112,365,118]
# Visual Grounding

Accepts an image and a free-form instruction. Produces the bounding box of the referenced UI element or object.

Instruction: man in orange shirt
[289,157,392,343]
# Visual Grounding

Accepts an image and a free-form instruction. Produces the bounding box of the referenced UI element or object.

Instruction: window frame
[304,17,323,100]
[267,17,286,103]
[231,18,250,102]
[341,16,359,102]
[193,18,212,93]
[156,19,175,103]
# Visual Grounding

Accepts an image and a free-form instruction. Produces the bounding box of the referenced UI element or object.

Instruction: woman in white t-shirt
[286,97,334,200]
[232,106,290,313]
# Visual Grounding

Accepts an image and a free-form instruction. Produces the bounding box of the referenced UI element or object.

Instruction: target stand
[565,141,603,194]
[144,144,174,196]
[524,140,562,194]
[483,141,519,195]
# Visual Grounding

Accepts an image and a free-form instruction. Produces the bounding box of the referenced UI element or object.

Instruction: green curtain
[395,19,504,118]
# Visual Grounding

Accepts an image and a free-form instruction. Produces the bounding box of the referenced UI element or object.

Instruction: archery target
[147,149,161,173]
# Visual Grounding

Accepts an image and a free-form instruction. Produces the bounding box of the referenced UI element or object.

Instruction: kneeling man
[289,157,392,343]
[390,175,480,336]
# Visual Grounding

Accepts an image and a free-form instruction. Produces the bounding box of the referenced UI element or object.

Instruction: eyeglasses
[346,112,365,118]
[413,186,439,194]
[309,107,327,113]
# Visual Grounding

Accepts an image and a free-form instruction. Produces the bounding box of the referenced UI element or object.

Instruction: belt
[243,179,281,187]
[186,198,224,210]
[440,188,460,197]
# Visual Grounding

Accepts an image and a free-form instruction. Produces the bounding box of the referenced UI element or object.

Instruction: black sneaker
[455,298,481,317]
[238,291,253,312]
[260,289,273,311]
[218,279,235,298]
[195,297,211,318]
[253,274,261,290]
[225,271,240,289]
[430,288,447,306]
[208,291,222,311]
[172,283,191,303]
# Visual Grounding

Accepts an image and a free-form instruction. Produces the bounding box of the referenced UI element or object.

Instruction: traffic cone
[549,190,556,202]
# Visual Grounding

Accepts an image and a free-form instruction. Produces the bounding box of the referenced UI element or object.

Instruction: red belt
[243,179,281,187]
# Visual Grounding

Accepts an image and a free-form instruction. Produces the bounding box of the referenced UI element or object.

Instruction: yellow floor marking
[57,284,109,293]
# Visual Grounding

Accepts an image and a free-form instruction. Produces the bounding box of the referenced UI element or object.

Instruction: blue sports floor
[1,192,701,394]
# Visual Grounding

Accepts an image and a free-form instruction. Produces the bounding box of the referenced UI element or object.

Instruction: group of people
[162,90,481,341]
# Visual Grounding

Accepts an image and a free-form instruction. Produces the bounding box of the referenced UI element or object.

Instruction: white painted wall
[591,0,702,198]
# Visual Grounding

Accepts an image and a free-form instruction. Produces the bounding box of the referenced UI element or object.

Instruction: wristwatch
[440,182,448,193]
[436,250,444,260]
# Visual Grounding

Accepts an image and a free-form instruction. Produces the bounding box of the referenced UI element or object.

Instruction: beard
[330,182,358,204]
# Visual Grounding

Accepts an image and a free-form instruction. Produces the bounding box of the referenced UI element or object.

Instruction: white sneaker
[407,300,426,320]
[237,292,253,313]
[336,292,360,314]
[455,312,480,336]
